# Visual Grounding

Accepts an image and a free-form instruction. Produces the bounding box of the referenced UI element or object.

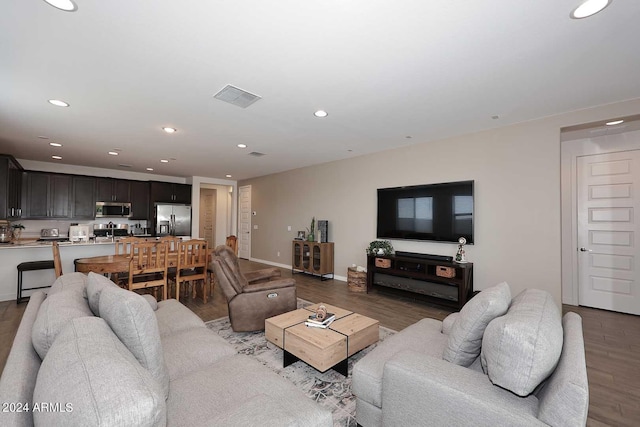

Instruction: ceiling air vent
[118,164,133,168]
[249,152,265,157]
[213,85,261,108]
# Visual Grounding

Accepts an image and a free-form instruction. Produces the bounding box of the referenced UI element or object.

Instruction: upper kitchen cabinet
[150,182,191,204]
[130,180,150,220]
[96,178,130,202]
[22,172,71,219]
[0,155,23,219]
[71,176,96,219]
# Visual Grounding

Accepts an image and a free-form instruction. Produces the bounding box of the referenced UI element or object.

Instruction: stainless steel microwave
[95,202,132,218]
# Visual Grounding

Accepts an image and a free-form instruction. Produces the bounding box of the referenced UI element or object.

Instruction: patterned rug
[205,302,395,427]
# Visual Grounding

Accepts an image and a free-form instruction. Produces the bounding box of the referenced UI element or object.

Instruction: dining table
[74,249,211,275]
[74,254,132,275]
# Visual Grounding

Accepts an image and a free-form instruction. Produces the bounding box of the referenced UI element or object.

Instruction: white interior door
[577,150,640,314]
[238,185,251,259]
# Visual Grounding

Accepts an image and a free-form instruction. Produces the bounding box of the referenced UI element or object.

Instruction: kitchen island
[0,240,116,302]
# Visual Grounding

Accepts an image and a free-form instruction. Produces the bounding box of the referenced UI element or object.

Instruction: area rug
[205,301,395,427]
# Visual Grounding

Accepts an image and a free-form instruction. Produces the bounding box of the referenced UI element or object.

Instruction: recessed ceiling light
[160,159,169,163]
[225,174,232,178]
[237,144,247,148]
[162,127,177,133]
[52,155,62,160]
[42,0,77,12]
[570,0,612,19]
[314,110,328,118]
[49,142,62,147]
[605,119,624,126]
[48,99,69,107]
[108,151,119,156]
[146,168,154,171]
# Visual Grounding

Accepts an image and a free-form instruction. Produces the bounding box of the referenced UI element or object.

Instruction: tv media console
[366,253,473,310]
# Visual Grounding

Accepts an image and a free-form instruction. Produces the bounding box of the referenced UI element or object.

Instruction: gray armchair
[210,245,297,332]
[352,283,589,426]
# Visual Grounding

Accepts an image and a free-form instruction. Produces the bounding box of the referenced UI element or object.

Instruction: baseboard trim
[249,257,347,283]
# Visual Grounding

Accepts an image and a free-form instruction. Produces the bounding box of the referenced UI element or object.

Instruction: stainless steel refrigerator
[154,203,192,237]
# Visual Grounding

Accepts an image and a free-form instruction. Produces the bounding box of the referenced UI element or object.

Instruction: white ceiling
[1,1,639,180]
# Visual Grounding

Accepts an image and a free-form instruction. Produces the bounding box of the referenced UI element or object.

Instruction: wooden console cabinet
[292,241,334,280]
[366,254,473,310]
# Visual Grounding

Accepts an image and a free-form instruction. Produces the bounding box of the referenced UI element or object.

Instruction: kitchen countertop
[0,239,117,249]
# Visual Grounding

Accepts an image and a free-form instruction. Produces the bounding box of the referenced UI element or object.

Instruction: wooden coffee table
[265,303,379,376]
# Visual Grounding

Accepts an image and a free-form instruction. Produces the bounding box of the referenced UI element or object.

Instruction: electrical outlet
[253,224,258,229]
[287,226,292,231]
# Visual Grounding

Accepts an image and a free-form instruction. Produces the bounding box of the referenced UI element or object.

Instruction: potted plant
[306,217,316,242]
[366,240,394,256]
[11,223,25,241]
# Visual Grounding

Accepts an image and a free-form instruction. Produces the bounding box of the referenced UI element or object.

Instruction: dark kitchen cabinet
[0,155,23,219]
[72,176,96,219]
[130,180,150,220]
[96,178,130,202]
[150,182,191,204]
[22,172,71,218]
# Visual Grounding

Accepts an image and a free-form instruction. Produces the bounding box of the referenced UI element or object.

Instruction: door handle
[579,248,592,252]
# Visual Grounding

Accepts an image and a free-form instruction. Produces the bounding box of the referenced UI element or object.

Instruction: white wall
[241,98,640,307]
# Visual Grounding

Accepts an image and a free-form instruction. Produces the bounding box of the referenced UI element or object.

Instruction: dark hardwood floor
[1,259,639,426]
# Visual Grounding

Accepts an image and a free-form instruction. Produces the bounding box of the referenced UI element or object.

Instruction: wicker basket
[347,267,367,292]
[374,258,391,268]
[435,266,456,278]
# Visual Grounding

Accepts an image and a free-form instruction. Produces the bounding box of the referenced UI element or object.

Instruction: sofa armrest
[382,350,545,427]
[243,278,295,293]
[245,267,282,283]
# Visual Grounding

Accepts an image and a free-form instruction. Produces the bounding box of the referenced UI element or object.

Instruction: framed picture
[296,231,306,240]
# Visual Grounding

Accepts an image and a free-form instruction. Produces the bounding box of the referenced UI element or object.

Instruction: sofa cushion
[31,289,93,359]
[33,317,166,427]
[161,327,237,380]
[86,272,119,316]
[99,286,170,400]
[167,354,332,427]
[481,289,563,396]
[48,272,88,298]
[352,318,447,409]
[443,281,511,367]
[155,298,205,337]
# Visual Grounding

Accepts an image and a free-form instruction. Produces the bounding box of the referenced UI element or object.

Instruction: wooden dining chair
[225,235,238,255]
[113,236,143,286]
[127,240,169,301]
[175,239,208,302]
[115,236,143,255]
[52,241,63,278]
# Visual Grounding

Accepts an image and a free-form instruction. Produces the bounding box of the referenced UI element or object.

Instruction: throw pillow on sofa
[33,317,166,427]
[48,272,88,298]
[99,286,170,399]
[443,281,511,367]
[86,272,119,316]
[31,289,94,360]
[481,288,563,396]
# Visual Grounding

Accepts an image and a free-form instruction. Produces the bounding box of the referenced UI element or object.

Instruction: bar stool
[17,260,55,304]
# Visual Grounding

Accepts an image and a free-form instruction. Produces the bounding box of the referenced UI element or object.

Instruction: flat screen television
[377,180,474,244]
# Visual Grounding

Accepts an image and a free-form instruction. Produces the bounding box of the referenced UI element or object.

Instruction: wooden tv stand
[366,254,473,310]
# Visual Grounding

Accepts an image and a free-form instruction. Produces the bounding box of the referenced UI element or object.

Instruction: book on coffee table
[307,313,335,325]
[305,317,335,328]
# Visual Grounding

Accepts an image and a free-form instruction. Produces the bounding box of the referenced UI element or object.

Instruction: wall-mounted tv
[377,180,474,244]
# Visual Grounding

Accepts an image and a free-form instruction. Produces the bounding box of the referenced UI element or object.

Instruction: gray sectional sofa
[352,282,589,426]
[0,272,332,427]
